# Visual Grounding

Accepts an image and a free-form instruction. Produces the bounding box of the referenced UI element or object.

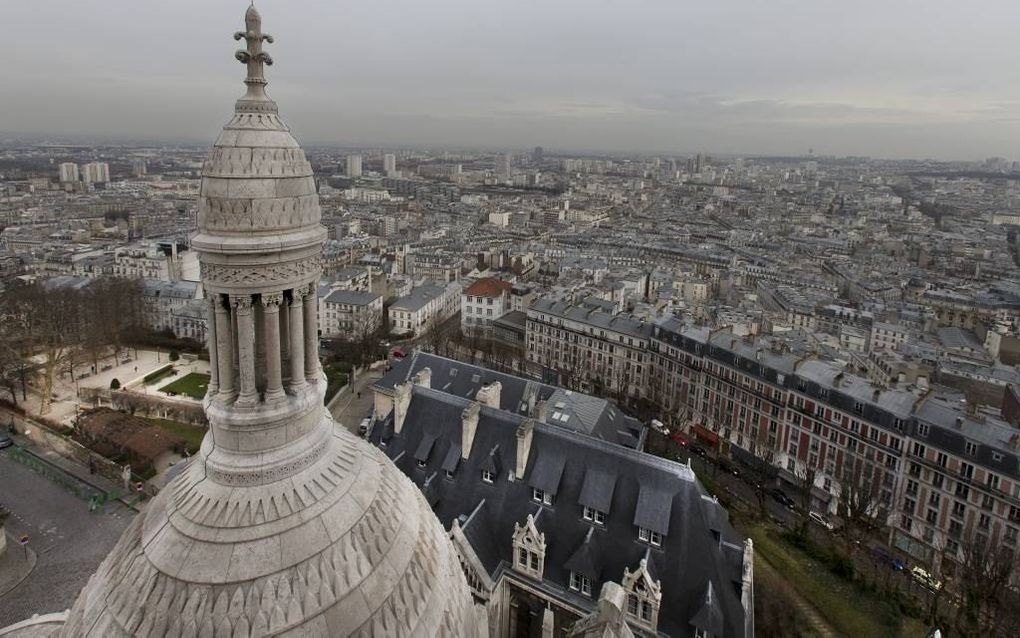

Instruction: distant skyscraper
[533,146,543,164]
[383,153,396,176]
[495,152,511,177]
[131,158,147,177]
[58,162,79,183]
[82,162,110,184]
[345,154,363,178]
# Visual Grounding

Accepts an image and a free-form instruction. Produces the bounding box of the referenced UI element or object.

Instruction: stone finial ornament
[233,4,278,113]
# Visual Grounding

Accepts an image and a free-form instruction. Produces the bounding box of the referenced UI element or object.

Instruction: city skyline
[4,1,1020,160]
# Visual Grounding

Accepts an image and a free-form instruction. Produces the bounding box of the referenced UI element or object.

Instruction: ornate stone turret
[1,7,487,637]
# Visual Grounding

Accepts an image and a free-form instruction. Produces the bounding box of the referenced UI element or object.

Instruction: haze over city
[4,3,1020,638]
[5,0,1020,159]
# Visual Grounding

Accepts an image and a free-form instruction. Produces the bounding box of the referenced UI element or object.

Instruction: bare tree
[949,525,1016,636]
[836,458,888,554]
[794,464,817,536]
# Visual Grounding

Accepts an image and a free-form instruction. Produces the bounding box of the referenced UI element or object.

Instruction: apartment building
[461,277,512,335]
[320,289,383,339]
[526,298,653,401]
[388,281,461,336]
[644,318,1020,576]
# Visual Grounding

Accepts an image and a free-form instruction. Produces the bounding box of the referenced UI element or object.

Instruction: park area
[158,372,210,401]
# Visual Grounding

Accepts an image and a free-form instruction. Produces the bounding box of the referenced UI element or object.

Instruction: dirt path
[756,555,839,637]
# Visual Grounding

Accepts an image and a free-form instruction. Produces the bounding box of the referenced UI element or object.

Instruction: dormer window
[532,488,553,506]
[416,459,426,469]
[638,527,662,547]
[481,469,495,484]
[583,506,606,525]
[445,469,455,480]
[569,572,592,597]
[513,513,546,580]
[623,555,662,633]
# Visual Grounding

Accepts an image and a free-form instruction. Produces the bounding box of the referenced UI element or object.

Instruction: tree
[110,378,121,390]
[836,458,888,554]
[745,450,780,520]
[794,464,817,536]
[949,525,1017,636]
[6,283,86,414]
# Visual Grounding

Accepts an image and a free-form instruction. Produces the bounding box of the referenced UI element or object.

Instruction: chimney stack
[516,419,535,479]
[476,381,502,409]
[533,398,549,423]
[393,381,413,434]
[461,402,481,460]
[413,367,432,389]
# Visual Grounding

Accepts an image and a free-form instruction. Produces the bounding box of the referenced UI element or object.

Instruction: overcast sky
[4,1,1020,159]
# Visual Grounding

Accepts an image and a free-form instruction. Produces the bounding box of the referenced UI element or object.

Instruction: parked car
[391,348,406,359]
[809,511,835,531]
[717,457,741,478]
[770,489,796,509]
[910,566,943,591]
[870,546,906,571]
[0,433,13,449]
[357,418,371,437]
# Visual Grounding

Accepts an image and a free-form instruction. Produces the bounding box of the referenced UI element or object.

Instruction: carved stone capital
[231,295,254,311]
[290,287,306,302]
[262,292,284,308]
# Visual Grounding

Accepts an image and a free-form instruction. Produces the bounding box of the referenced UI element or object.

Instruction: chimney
[476,381,502,409]
[461,402,481,460]
[393,381,412,434]
[954,416,964,430]
[533,399,549,423]
[516,419,535,479]
[413,367,431,389]
[872,389,881,401]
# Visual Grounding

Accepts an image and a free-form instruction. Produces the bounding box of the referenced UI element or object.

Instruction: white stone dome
[58,422,484,636]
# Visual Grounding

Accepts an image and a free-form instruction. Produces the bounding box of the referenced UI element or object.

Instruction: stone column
[214,295,235,402]
[254,301,266,393]
[279,294,290,381]
[289,288,306,393]
[233,295,258,407]
[262,292,286,402]
[206,297,220,396]
[303,283,320,381]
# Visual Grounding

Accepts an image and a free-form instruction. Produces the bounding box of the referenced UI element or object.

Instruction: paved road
[329,367,383,434]
[0,451,134,626]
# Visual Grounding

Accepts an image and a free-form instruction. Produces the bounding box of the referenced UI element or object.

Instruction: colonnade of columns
[205,282,321,407]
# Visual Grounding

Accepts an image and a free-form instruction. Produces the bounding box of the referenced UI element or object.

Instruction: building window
[583,506,606,525]
[965,441,978,456]
[532,488,553,505]
[638,527,662,547]
[918,423,930,437]
[569,572,592,597]
[481,470,494,484]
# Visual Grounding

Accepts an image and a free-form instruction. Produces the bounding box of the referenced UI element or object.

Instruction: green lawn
[145,418,206,455]
[747,525,925,637]
[159,372,211,400]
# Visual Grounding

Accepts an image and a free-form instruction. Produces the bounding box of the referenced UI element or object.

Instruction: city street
[0,450,134,626]
[328,365,383,434]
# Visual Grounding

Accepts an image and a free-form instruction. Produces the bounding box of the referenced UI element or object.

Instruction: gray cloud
[2,0,1019,159]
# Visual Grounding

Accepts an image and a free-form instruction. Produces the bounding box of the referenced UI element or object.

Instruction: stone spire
[233,4,277,113]
[1,9,488,636]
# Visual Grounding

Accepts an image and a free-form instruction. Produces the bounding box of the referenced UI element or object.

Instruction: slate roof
[374,352,644,447]
[370,386,750,637]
